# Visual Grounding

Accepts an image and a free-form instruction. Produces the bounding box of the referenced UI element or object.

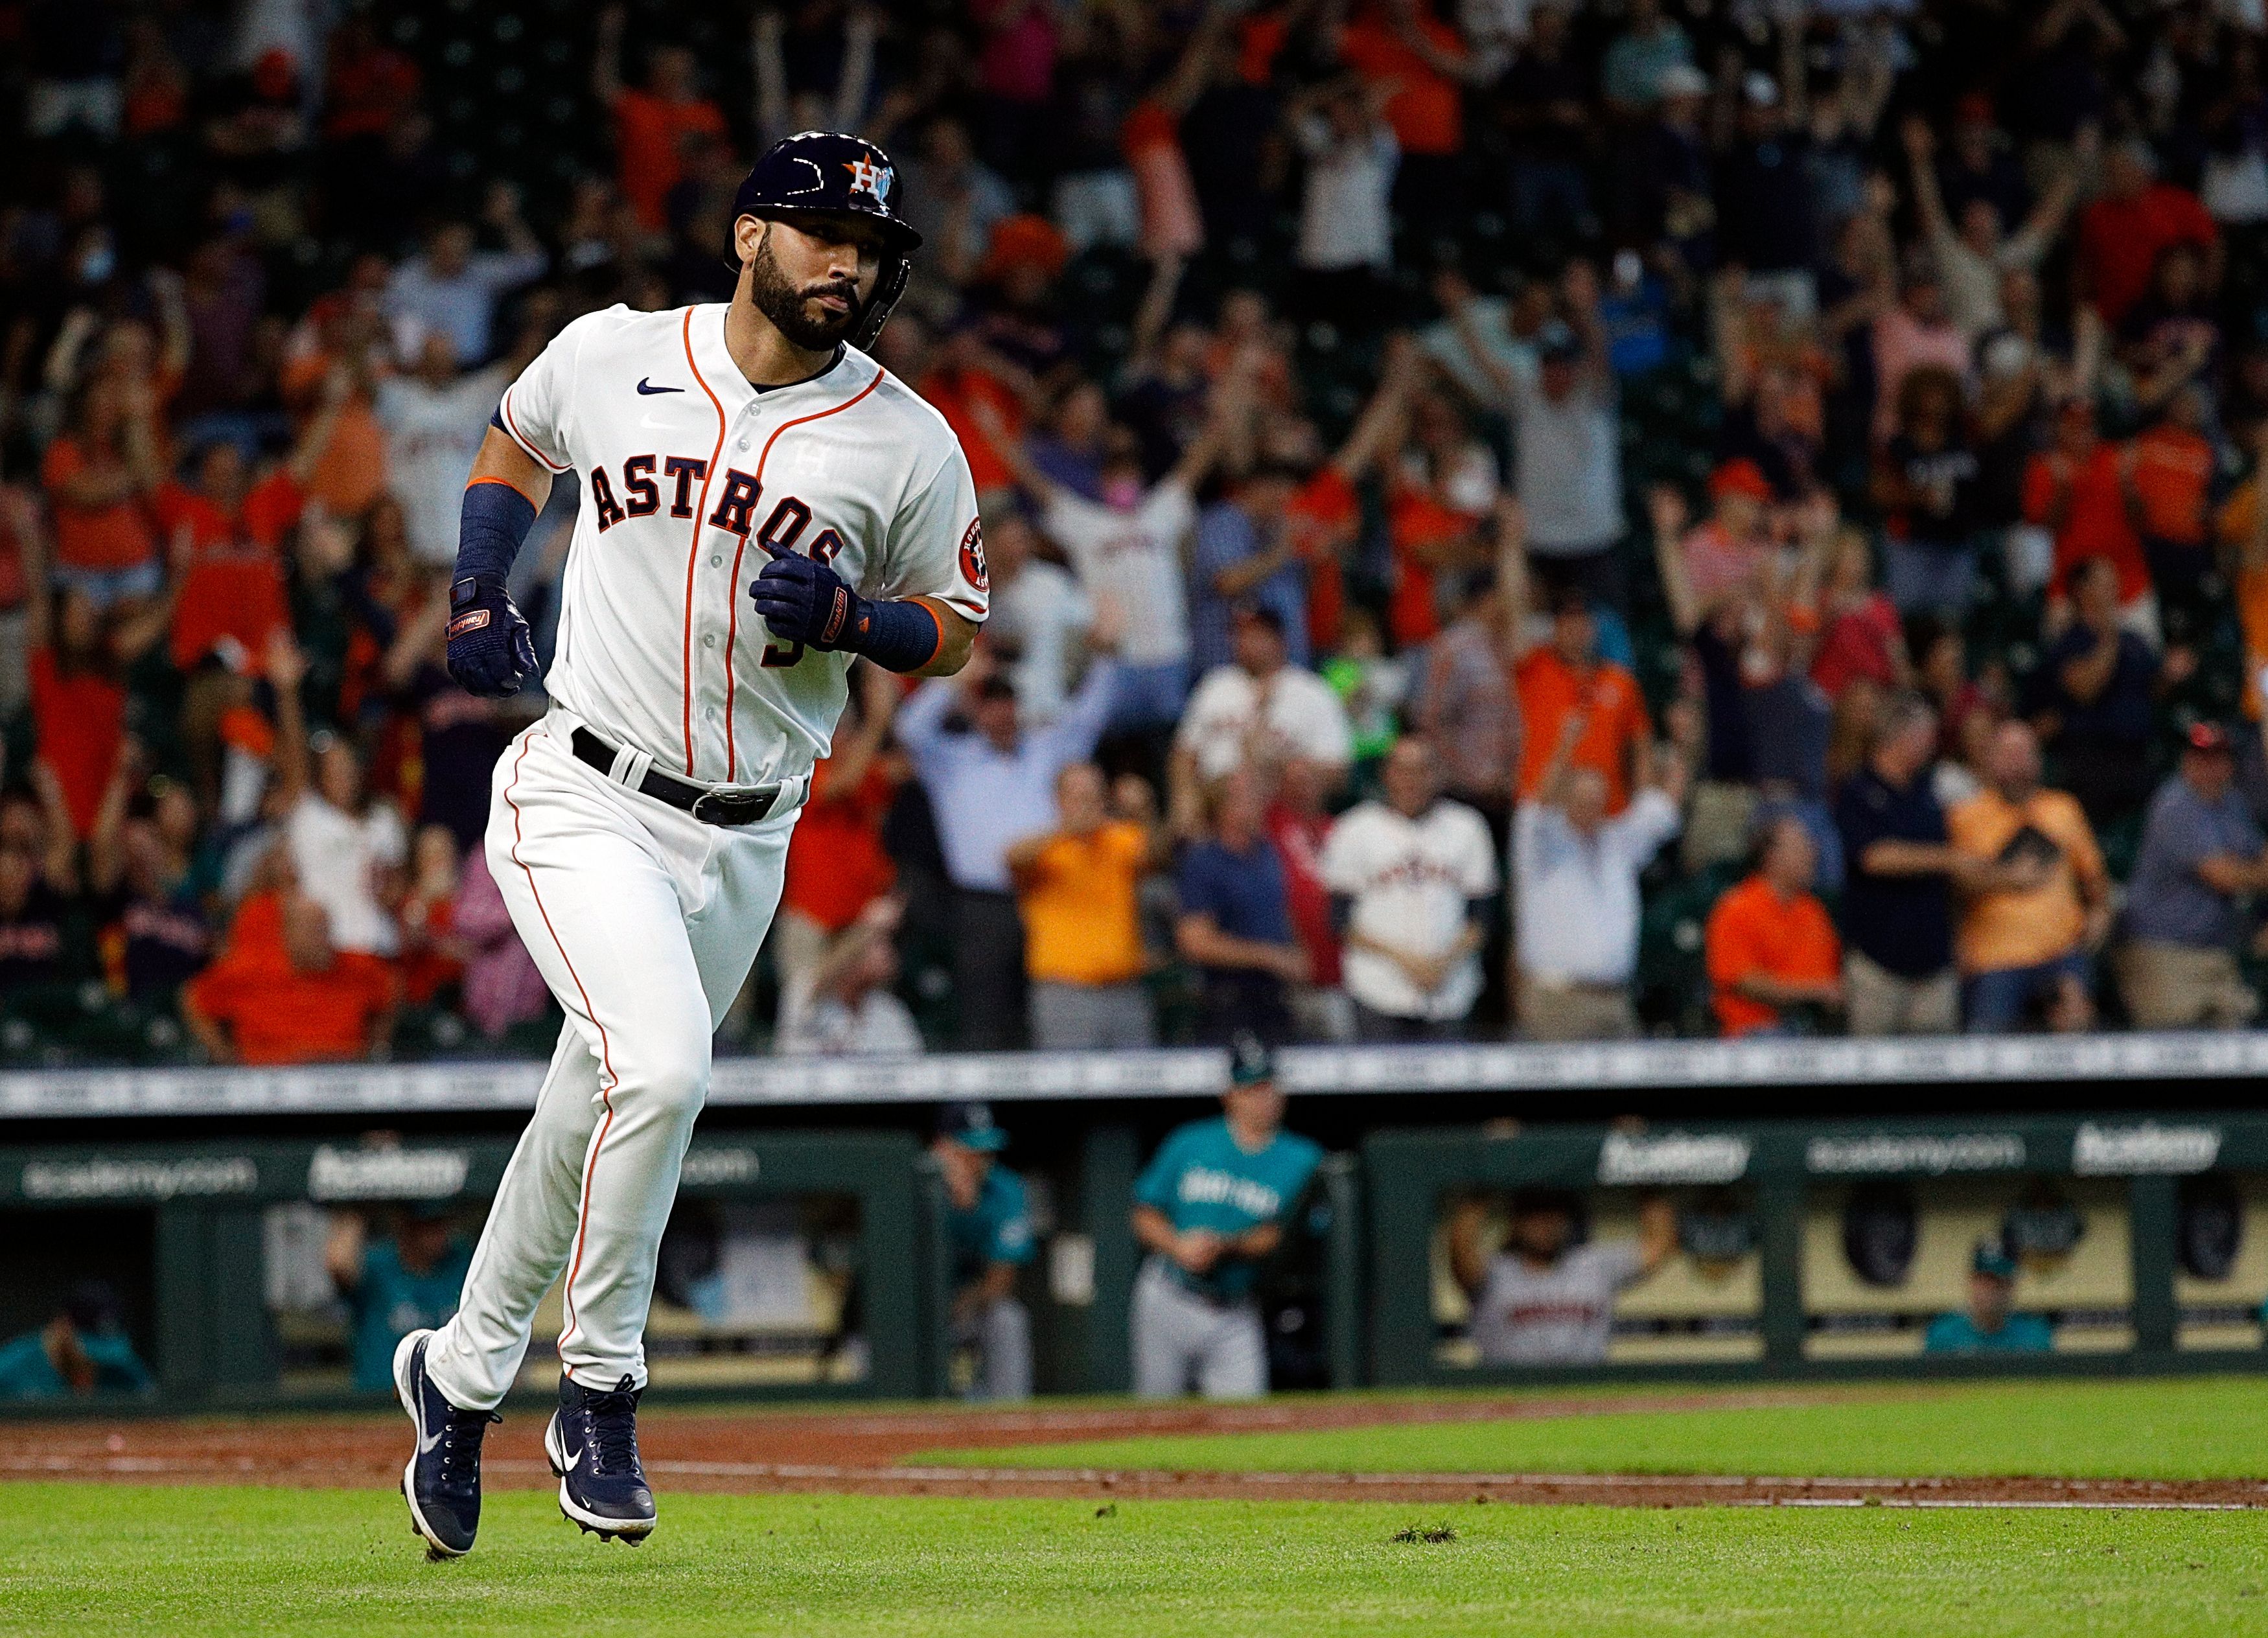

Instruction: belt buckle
[689,785,775,827]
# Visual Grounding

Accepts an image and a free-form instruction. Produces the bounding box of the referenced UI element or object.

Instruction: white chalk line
[6,1453,2262,1510]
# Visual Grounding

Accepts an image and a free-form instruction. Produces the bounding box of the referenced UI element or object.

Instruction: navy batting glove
[446,575,538,697]
[750,551,866,652]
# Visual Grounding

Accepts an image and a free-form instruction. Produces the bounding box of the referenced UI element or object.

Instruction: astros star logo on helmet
[844,156,888,200]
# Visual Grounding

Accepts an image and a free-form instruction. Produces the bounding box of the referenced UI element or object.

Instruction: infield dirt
[2,1390,2262,1510]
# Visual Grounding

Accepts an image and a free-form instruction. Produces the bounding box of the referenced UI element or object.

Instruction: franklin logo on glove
[446,571,538,697]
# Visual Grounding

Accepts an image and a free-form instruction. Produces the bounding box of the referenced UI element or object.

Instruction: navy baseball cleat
[393,1329,500,1561]
[544,1373,656,1543]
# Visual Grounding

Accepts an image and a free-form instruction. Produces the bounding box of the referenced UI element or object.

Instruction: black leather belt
[570,727,798,827]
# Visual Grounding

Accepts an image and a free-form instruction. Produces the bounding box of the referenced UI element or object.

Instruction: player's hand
[750,549,865,652]
[446,574,538,697]
[1174,1230,1223,1275]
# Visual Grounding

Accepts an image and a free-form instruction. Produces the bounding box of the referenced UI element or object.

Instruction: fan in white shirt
[980,510,1093,724]
[376,331,514,568]
[268,636,408,957]
[993,403,1225,677]
[1320,735,1499,1037]
[1291,87,1399,273]
[776,897,924,1056]
[1171,608,1354,815]
[1513,716,1687,1040]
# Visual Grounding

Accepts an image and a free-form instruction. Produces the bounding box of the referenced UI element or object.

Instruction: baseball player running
[392,131,986,1560]
[1129,1035,1321,1399]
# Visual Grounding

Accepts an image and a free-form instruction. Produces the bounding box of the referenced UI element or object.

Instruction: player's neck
[724,295,840,389]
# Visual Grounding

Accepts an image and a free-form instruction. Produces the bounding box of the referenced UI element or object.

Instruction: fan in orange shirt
[40,372,165,590]
[154,368,350,673]
[2123,386,2216,616]
[1512,588,1652,815]
[1383,387,1498,649]
[592,4,730,233]
[922,329,1031,494]
[1008,762,1163,1050]
[1704,815,1844,1037]
[1944,720,2110,1033]
[1336,3,1471,262]
[1337,2,1468,158]
[776,665,903,1011]
[25,557,173,841]
[281,295,389,516]
[2214,446,2268,719]
[181,887,399,1066]
[2021,400,2149,606]
[1272,346,1424,654]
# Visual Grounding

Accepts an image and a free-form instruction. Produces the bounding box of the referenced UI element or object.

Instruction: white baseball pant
[955,1295,1034,1402]
[424,717,796,1409]
[1129,1258,1268,1400]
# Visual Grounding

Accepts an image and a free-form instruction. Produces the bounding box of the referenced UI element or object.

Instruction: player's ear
[732,214,765,268]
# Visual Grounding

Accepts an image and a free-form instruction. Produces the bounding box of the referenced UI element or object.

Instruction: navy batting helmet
[733,130,920,351]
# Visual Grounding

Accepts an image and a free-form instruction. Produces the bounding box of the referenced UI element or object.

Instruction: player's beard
[748,228,862,352]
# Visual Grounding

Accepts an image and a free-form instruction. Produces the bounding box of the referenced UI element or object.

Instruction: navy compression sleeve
[853,596,943,673]
[456,478,537,586]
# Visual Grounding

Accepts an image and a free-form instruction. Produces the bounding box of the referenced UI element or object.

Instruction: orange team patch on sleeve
[960,516,989,592]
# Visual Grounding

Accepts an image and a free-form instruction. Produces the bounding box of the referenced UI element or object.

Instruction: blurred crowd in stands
[10,0,2268,1067]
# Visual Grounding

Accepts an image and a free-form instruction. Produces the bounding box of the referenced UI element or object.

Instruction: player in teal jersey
[1129,1034,1322,1398]
[0,1282,153,1401]
[329,1206,474,1393]
[1923,1241,2054,1354]
[932,1102,1036,1400]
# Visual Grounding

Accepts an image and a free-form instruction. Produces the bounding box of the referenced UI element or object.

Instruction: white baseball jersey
[495,303,988,787]
[1174,663,1353,781]
[1472,1240,1644,1366]
[1040,480,1194,666]
[1319,796,1499,1020]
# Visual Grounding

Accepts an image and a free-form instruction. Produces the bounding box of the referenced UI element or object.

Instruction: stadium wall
[5,1040,2268,1409]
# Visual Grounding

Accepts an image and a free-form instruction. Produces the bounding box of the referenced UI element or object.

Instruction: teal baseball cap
[1973,1241,2018,1282]
[936,1101,1008,1153]
[1228,1033,1277,1088]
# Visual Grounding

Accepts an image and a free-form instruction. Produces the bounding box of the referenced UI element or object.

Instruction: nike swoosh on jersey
[635,378,684,395]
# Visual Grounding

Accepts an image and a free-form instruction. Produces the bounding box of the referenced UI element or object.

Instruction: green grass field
[1,1484,2265,1637]
[6,1378,2265,1635]
[929,1378,2268,1482]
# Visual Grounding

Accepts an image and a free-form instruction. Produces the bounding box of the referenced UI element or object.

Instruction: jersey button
[710,555,723,568]
[703,634,717,648]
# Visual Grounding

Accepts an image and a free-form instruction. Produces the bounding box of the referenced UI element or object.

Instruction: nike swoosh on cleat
[418,1423,444,1456]
[635,378,684,395]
